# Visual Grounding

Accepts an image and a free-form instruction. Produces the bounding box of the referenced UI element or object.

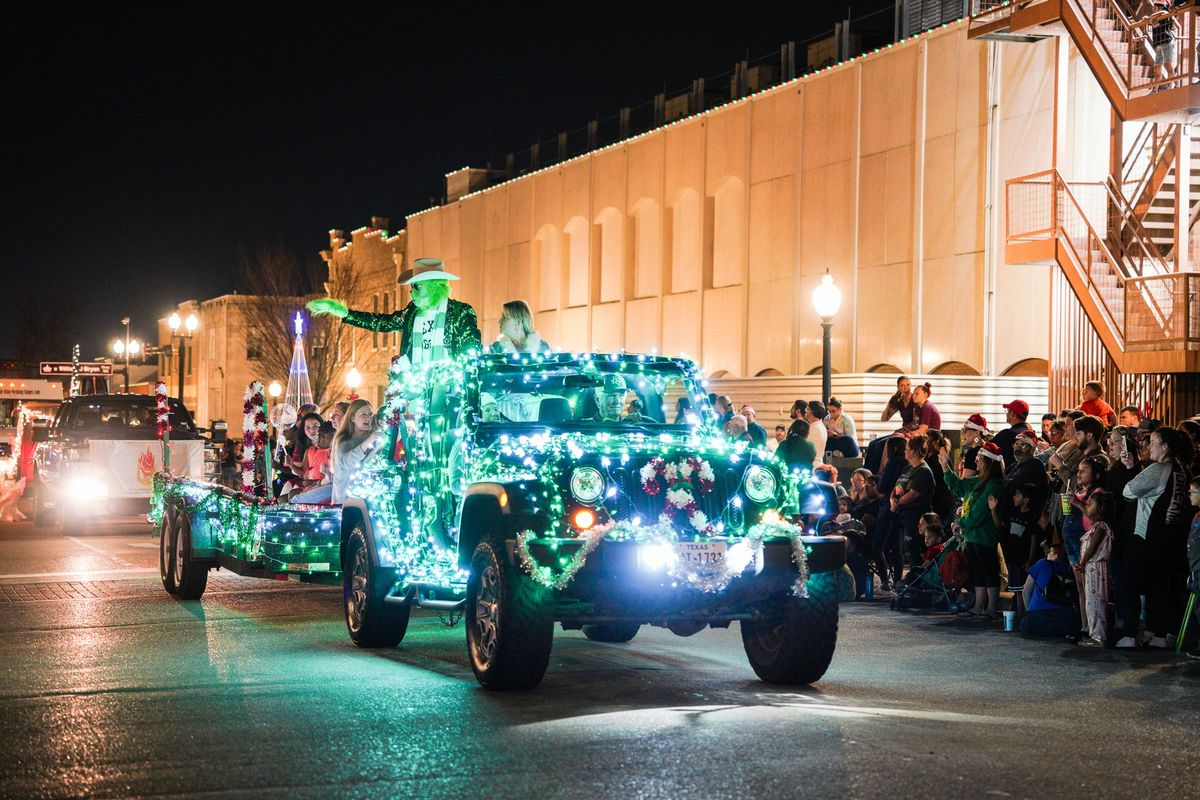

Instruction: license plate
[675,541,726,568]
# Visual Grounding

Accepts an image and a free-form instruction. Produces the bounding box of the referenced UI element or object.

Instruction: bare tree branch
[235,244,360,412]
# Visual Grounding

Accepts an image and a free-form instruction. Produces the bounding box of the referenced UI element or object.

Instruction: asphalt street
[0,517,1197,800]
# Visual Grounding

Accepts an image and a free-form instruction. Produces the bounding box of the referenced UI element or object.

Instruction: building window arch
[1001,358,1049,377]
[630,198,662,298]
[931,361,980,376]
[533,224,562,311]
[564,216,589,307]
[594,206,624,304]
[711,176,746,288]
[867,363,903,374]
[755,368,784,377]
[670,188,702,293]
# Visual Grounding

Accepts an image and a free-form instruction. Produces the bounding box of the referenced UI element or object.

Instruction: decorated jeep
[152,352,846,691]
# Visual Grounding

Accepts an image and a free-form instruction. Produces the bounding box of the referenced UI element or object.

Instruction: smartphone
[1120,435,1129,458]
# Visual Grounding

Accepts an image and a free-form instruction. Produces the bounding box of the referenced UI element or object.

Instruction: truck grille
[605,458,745,537]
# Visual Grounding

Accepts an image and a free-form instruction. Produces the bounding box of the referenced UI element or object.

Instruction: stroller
[890,531,965,613]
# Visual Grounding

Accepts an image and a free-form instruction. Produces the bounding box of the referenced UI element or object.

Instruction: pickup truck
[153,353,846,690]
[33,393,214,531]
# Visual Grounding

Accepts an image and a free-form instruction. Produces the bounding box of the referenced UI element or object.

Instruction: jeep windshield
[474,355,710,430]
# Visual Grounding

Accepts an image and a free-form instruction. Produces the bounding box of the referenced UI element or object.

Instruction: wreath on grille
[639,456,717,533]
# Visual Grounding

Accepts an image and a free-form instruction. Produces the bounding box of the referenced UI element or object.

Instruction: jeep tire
[343,526,410,647]
[466,539,554,690]
[33,482,54,528]
[581,623,640,643]
[171,514,209,600]
[741,571,839,685]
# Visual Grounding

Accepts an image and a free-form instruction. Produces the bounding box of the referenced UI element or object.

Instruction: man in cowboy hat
[307,257,481,364]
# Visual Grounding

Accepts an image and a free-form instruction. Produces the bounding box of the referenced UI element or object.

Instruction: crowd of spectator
[757,375,1200,659]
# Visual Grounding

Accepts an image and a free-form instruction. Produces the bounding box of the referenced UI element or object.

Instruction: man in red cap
[992,399,1032,470]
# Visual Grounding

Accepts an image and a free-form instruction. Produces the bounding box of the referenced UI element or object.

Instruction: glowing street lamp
[167,310,199,402]
[346,367,362,400]
[811,271,842,407]
[267,381,283,399]
[111,317,142,393]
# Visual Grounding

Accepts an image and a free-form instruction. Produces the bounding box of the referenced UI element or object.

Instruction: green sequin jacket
[344,299,482,360]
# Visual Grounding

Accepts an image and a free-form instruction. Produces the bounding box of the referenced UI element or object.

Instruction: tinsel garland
[242,381,268,498]
[515,517,810,596]
[154,381,169,440]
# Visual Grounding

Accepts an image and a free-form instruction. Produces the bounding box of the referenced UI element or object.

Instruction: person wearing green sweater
[941,441,1005,620]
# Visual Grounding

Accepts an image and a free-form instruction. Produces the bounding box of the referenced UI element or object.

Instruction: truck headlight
[66,475,108,504]
[744,465,778,503]
[569,467,605,505]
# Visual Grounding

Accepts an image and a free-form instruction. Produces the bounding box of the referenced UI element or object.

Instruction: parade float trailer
[152,353,846,690]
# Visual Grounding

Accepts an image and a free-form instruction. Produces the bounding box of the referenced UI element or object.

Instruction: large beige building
[404,21,1067,380]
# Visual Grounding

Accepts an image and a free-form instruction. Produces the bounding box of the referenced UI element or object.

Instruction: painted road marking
[68,537,136,567]
[0,567,158,580]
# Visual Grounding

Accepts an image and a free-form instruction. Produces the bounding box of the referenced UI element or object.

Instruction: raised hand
[307,298,348,318]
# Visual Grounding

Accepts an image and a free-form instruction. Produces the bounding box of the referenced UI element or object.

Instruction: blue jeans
[292,484,333,504]
[1062,512,1084,565]
[827,435,860,457]
[1020,606,1077,638]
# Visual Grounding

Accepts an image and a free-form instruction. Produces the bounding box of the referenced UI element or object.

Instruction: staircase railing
[1120,122,1177,218]
[969,0,1199,94]
[1007,169,1200,353]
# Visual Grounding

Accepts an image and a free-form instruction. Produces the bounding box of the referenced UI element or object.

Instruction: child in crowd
[1079,380,1117,426]
[898,512,944,587]
[1066,455,1106,558]
[1187,477,1200,660]
[290,422,334,499]
[1077,490,1115,646]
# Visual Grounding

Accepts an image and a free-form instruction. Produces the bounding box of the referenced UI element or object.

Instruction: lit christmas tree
[285,311,313,411]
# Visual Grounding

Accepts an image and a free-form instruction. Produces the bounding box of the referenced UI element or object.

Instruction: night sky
[3,2,892,364]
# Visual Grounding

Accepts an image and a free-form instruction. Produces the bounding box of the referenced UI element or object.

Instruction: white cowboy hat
[398,257,460,285]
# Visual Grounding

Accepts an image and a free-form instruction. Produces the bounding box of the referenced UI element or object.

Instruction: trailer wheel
[741,571,839,685]
[466,539,555,690]
[171,514,209,600]
[159,511,178,595]
[343,526,410,647]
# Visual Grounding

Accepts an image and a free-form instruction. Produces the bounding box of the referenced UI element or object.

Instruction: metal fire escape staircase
[970,0,1200,374]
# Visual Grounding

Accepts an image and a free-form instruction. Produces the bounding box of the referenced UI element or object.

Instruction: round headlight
[744,465,778,503]
[570,467,605,504]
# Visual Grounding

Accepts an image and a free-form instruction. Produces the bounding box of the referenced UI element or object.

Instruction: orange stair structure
[970,0,1200,420]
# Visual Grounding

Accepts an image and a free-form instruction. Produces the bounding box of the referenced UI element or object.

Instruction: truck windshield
[69,397,196,433]
[476,358,708,428]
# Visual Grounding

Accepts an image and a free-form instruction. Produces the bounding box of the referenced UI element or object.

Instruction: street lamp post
[111,316,141,394]
[167,311,199,402]
[811,271,842,407]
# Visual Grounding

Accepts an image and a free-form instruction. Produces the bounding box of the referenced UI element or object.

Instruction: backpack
[939,548,969,589]
[1041,569,1077,608]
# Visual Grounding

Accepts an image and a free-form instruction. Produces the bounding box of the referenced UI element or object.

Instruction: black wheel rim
[347,541,368,634]
[472,559,500,670]
[173,523,185,586]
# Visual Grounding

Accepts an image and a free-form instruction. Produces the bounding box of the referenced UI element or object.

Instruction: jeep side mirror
[31,427,50,443]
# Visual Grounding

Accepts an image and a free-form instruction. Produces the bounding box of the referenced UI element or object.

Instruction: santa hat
[1016,429,1039,446]
[977,442,1004,463]
[964,413,988,432]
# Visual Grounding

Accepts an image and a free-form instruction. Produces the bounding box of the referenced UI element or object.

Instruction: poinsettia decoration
[242,380,268,498]
[639,455,717,533]
[154,382,169,439]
